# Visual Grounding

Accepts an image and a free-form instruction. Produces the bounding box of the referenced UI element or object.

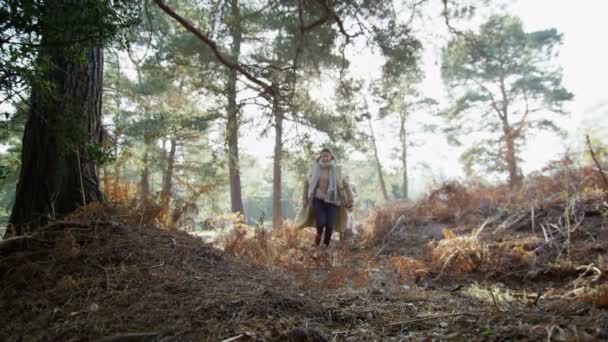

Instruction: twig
[488,288,500,311]
[593,167,608,175]
[100,265,111,290]
[533,291,542,307]
[151,260,165,268]
[387,312,479,326]
[220,334,244,342]
[546,324,555,342]
[540,224,550,243]
[493,210,528,235]
[569,263,602,288]
[374,215,405,258]
[474,214,501,238]
[586,134,608,192]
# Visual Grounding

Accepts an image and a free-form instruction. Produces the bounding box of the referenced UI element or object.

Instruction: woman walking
[295,148,354,246]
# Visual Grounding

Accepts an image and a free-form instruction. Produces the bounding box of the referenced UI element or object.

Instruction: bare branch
[471,79,504,120]
[586,134,608,193]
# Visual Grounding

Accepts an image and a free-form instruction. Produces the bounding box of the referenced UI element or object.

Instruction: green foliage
[0,102,25,212]
[0,0,142,103]
[375,23,422,80]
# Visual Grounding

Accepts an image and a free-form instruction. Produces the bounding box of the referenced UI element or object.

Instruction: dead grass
[3,157,608,340]
[0,203,340,341]
[365,159,608,244]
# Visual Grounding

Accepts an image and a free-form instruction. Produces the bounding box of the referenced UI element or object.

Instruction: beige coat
[294,164,354,233]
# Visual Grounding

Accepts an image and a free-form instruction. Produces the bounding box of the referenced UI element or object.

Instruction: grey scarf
[308,160,338,204]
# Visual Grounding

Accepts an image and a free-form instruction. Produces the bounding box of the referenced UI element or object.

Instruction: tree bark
[399,112,409,200]
[368,116,389,201]
[112,127,123,196]
[499,75,520,188]
[272,95,283,228]
[161,137,177,210]
[503,127,520,188]
[139,135,151,201]
[9,11,104,235]
[226,0,244,214]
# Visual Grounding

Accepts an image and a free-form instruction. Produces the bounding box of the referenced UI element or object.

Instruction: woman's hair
[316,148,335,162]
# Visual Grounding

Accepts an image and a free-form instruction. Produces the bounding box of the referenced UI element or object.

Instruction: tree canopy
[441,14,573,186]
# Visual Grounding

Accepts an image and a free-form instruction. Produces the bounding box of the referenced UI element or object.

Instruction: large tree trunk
[368,117,389,201]
[161,137,177,210]
[399,112,409,200]
[272,96,283,228]
[226,0,244,214]
[9,16,104,235]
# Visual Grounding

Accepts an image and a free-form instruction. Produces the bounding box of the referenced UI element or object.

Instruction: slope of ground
[2,163,608,341]
[0,204,332,341]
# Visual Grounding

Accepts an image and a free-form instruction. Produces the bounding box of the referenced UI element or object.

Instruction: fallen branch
[474,213,503,238]
[488,288,501,312]
[387,312,479,327]
[1,220,125,255]
[0,235,35,255]
[568,263,602,289]
[374,215,405,258]
[96,333,160,342]
[586,134,608,192]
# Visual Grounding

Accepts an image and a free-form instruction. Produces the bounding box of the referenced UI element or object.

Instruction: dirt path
[289,221,608,341]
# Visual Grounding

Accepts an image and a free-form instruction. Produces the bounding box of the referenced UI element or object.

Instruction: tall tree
[363,112,389,201]
[225,0,245,214]
[373,20,424,199]
[153,0,422,225]
[7,0,139,235]
[375,75,435,200]
[441,15,573,187]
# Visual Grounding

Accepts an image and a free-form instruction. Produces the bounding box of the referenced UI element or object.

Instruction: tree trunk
[504,128,520,188]
[499,76,520,188]
[112,127,122,196]
[272,96,283,228]
[101,167,109,194]
[139,135,151,201]
[161,137,177,210]
[368,117,389,201]
[226,0,244,214]
[9,16,104,235]
[399,112,409,200]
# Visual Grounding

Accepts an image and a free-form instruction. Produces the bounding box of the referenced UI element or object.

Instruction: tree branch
[298,0,331,33]
[152,0,274,96]
[312,0,355,40]
[472,79,504,121]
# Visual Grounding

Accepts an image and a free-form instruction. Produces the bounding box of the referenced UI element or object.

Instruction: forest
[1,0,607,340]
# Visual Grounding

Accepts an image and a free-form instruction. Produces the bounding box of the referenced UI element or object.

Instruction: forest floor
[2,171,608,341]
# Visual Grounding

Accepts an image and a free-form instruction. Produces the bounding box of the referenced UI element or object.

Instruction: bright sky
[241,0,608,195]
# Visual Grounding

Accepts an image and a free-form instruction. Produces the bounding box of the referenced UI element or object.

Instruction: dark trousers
[313,198,338,246]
